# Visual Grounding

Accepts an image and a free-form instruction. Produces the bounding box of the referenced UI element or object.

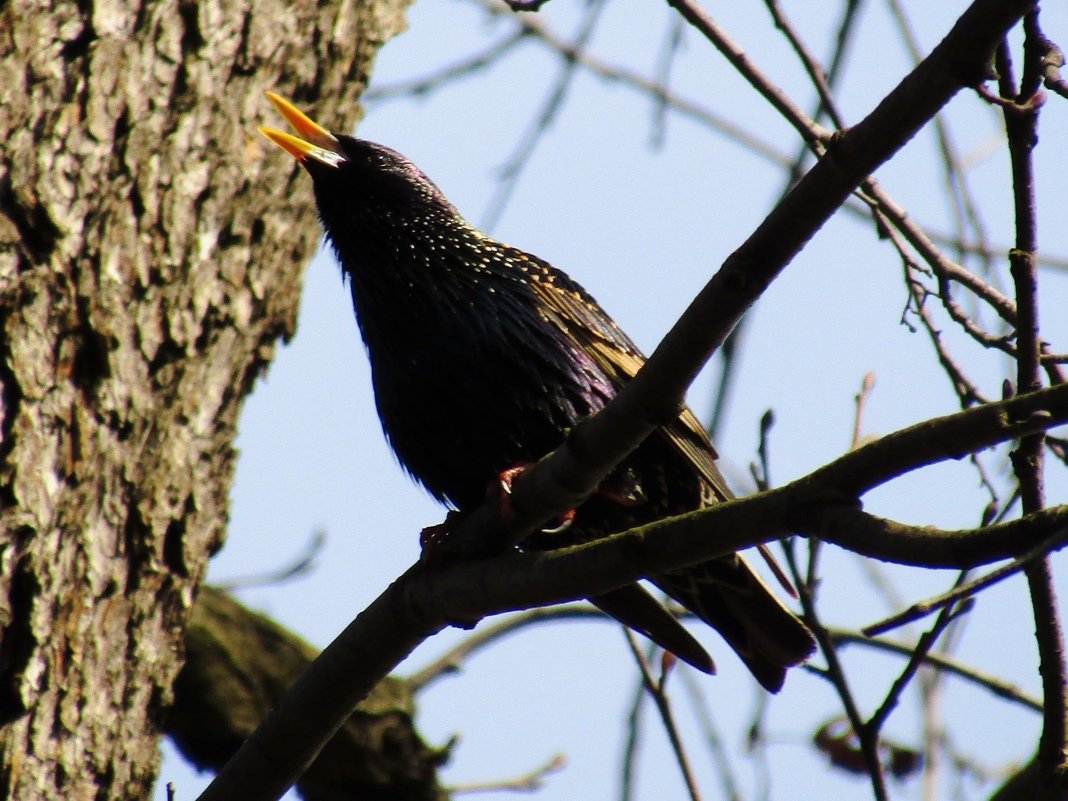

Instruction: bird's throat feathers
[318,196,499,298]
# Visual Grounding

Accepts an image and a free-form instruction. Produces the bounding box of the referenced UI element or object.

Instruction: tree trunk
[0,1,410,797]
[170,587,448,801]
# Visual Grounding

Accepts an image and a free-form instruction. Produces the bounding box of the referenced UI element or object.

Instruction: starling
[261,93,816,692]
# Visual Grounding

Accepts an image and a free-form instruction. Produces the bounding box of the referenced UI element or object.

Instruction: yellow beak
[259,92,346,168]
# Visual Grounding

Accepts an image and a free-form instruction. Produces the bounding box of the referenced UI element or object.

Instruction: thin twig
[458,0,1068,288]
[763,0,846,129]
[933,266,1019,356]
[918,599,968,801]
[650,15,686,148]
[679,669,742,801]
[857,180,1068,391]
[866,582,967,733]
[863,525,1068,637]
[857,559,907,616]
[668,0,1065,411]
[1023,11,1068,99]
[408,605,603,691]
[749,411,798,596]
[779,533,890,800]
[886,0,993,275]
[481,0,609,231]
[363,29,530,102]
[851,372,876,451]
[622,629,703,801]
[214,529,326,591]
[999,21,1068,794]
[894,223,989,407]
[666,0,833,148]
[748,690,773,801]
[448,753,567,794]
[471,0,792,167]
[710,0,861,442]
[829,629,1042,712]
[619,640,648,801]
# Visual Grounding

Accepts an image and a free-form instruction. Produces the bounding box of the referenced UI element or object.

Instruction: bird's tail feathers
[654,554,816,693]
[590,585,716,675]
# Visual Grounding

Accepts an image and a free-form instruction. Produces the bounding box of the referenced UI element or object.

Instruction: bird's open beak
[259,92,346,168]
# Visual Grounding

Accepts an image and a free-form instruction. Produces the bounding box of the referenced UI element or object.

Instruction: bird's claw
[595,485,645,508]
[492,464,532,521]
[493,464,576,534]
[539,507,576,534]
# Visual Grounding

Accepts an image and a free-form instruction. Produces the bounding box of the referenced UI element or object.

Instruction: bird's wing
[522,253,732,503]
[525,252,799,604]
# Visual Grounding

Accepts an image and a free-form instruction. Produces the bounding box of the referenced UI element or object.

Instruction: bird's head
[259,92,458,230]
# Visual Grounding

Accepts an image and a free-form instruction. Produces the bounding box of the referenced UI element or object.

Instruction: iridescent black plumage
[261,97,815,692]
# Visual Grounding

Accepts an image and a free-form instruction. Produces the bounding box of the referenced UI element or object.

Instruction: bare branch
[215,529,326,592]
[678,669,743,801]
[447,753,567,795]
[999,17,1068,795]
[666,0,833,148]
[783,534,888,798]
[623,630,703,801]
[866,587,968,733]
[851,372,877,451]
[829,629,1043,713]
[1026,14,1068,99]
[407,605,601,691]
[863,523,1068,636]
[364,30,531,102]
[762,0,846,130]
[481,0,608,231]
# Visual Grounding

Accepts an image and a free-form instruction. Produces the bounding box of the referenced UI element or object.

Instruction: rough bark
[0,1,410,798]
[169,587,448,801]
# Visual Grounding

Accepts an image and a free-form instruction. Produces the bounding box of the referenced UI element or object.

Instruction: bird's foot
[595,467,646,508]
[494,464,576,534]
[594,485,645,508]
[419,510,467,561]
[493,464,532,518]
[539,509,576,534]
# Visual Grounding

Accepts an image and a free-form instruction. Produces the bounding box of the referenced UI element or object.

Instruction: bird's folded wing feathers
[525,262,732,503]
